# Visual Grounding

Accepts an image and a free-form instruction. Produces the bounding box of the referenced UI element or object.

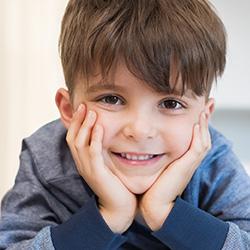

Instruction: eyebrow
[85,83,126,95]
[85,81,198,100]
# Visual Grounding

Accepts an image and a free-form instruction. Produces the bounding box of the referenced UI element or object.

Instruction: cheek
[170,111,202,157]
[95,112,118,150]
[165,122,194,159]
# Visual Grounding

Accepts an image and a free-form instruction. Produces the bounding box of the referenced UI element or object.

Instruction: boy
[1,0,250,249]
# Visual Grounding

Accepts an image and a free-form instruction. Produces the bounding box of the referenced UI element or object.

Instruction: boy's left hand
[139,112,211,231]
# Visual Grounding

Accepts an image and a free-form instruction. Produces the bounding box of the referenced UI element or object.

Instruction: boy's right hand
[66,104,137,234]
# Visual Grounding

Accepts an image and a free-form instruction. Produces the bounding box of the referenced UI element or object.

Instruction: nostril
[123,123,156,141]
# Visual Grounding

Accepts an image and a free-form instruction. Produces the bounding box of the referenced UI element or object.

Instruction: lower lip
[113,153,164,167]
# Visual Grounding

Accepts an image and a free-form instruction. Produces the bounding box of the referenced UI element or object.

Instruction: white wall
[210,0,250,109]
[0,0,249,203]
[209,0,250,175]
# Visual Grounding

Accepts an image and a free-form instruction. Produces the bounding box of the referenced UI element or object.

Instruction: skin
[55,64,215,233]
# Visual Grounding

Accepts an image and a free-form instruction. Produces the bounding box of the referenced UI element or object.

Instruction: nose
[123,111,157,142]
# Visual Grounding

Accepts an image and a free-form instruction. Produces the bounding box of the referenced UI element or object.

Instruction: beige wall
[0,0,68,202]
[0,0,250,204]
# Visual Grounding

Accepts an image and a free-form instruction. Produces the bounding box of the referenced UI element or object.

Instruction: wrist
[99,207,135,234]
[141,202,175,231]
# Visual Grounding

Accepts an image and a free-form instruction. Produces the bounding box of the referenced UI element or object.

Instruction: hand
[66,104,137,234]
[139,112,211,231]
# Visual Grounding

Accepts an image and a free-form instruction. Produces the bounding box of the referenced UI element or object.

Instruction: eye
[159,99,183,109]
[100,95,124,105]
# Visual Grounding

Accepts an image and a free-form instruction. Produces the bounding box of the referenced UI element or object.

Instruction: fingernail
[195,123,200,130]
[95,124,101,131]
[77,104,83,112]
[87,110,93,118]
[202,112,207,119]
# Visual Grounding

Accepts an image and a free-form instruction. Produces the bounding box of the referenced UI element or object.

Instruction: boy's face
[70,65,214,194]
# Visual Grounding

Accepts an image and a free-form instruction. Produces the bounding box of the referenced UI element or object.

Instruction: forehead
[75,65,198,101]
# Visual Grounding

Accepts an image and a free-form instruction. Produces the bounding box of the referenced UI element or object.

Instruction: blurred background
[0,0,249,204]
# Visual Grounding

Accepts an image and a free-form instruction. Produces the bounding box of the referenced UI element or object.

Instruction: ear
[55,88,73,129]
[204,98,215,121]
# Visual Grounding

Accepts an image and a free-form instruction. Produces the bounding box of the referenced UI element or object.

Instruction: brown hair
[59,0,226,98]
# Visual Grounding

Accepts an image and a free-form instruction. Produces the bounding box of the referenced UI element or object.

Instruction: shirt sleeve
[51,196,126,249]
[0,226,54,250]
[0,140,58,249]
[152,196,229,249]
[222,222,250,249]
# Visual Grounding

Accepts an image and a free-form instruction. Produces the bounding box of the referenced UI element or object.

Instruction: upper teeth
[120,153,154,160]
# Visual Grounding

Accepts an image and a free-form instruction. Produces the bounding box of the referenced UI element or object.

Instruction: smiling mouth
[113,152,161,161]
[112,152,165,167]
[120,153,155,161]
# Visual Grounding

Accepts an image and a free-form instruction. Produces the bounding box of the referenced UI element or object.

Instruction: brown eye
[160,100,182,109]
[101,95,123,105]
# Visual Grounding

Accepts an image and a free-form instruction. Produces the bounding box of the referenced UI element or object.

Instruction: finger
[181,124,202,164]
[89,124,104,166]
[66,103,86,144]
[188,112,211,166]
[74,110,97,149]
[172,120,208,176]
[66,104,87,166]
[88,125,123,198]
[71,113,99,180]
[199,112,211,153]
[160,124,203,197]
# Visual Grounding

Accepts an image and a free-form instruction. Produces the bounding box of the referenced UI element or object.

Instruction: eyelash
[97,95,124,105]
[158,99,185,110]
[96,94,185,110]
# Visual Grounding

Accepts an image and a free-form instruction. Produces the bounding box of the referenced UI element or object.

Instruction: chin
[125,180,154,195]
